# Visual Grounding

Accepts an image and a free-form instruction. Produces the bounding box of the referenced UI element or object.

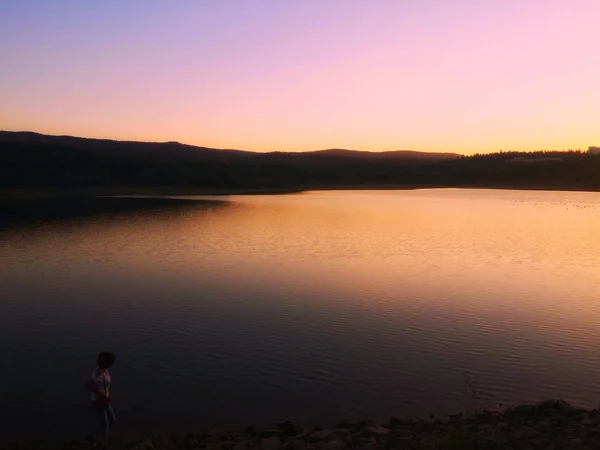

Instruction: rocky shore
[4,400,600,450]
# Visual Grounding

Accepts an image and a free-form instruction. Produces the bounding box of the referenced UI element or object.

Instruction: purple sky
[1,1,599,152]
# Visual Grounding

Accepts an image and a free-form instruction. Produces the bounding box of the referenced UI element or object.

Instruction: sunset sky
[1,1,599,153]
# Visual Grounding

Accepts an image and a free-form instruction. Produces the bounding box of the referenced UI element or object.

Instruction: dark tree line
[1,138,599,191]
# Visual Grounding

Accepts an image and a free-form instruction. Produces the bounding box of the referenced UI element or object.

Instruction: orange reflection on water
[4,189,600,425]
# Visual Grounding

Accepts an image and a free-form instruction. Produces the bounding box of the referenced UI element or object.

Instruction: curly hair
[97,351,116,369]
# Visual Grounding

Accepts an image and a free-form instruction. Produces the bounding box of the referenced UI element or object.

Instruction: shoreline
[0,187,306,199]
[2,401,599,449]
[3,183,600,200]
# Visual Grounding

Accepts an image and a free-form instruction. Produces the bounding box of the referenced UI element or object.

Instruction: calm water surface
[2,189,600,438]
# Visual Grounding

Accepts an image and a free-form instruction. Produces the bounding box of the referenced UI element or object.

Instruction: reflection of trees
[0,197,228,228]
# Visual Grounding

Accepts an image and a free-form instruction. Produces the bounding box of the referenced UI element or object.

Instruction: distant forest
[1,131,599,191]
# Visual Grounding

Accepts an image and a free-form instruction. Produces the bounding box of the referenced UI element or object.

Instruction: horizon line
[0,129,589,156]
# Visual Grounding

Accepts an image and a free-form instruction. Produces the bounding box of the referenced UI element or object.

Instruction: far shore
[3,183,600,200]
[0,187,306,199]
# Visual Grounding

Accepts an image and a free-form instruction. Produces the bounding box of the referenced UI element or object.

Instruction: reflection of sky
[1,1,599,153]
[3,190,600,325]
[2,190,600,437]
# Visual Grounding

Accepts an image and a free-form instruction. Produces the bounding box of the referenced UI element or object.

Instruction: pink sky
[1,0,599,153]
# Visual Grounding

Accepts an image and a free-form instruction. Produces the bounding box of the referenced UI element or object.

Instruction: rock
[477,440,503,450]
[438,416,452,425]
[276,422,297,437]
[496,421,511,431]
[344,433,362,447]
[129,438,155,450]
[147,435,175,450]
[65,440,88,450]
[360,443,377,450]
[181,433,200,449]
[296,428,311,439]
[419,436,441,450]
[534,418,554,432]
[422,416,437,425]
[336,422,362,433]
[362,425,390,438]
[233,441,249,450]
[357,437,377,450]
[532,438,553,448]
[259,430,282,439]
[474,411,501,425]
[385,435,415,450]
[536,399,575,414]
[205,443,225,450]
[540,408,563,418]
[565,438,586,450]
[288,440,313,450]
[510,405,537,416]
[307,430,330,443]
[321,440,344,450]
[510,429,525,440]
[328,429,350,441]
[261,437,280,450]
[389,418,402,428]
[248,438,261,448]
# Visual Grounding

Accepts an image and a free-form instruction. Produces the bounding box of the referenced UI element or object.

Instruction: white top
[90,367,111,402]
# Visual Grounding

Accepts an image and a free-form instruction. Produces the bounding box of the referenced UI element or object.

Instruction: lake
[2,189,600,439]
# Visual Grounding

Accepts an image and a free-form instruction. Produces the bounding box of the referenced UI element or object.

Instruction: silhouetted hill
[0,131,254,163]
[1,131,597,192]
[0,131,459,164]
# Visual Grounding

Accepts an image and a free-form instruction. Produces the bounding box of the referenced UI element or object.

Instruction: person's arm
[86,369,111,400]
[85,378,105,396]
